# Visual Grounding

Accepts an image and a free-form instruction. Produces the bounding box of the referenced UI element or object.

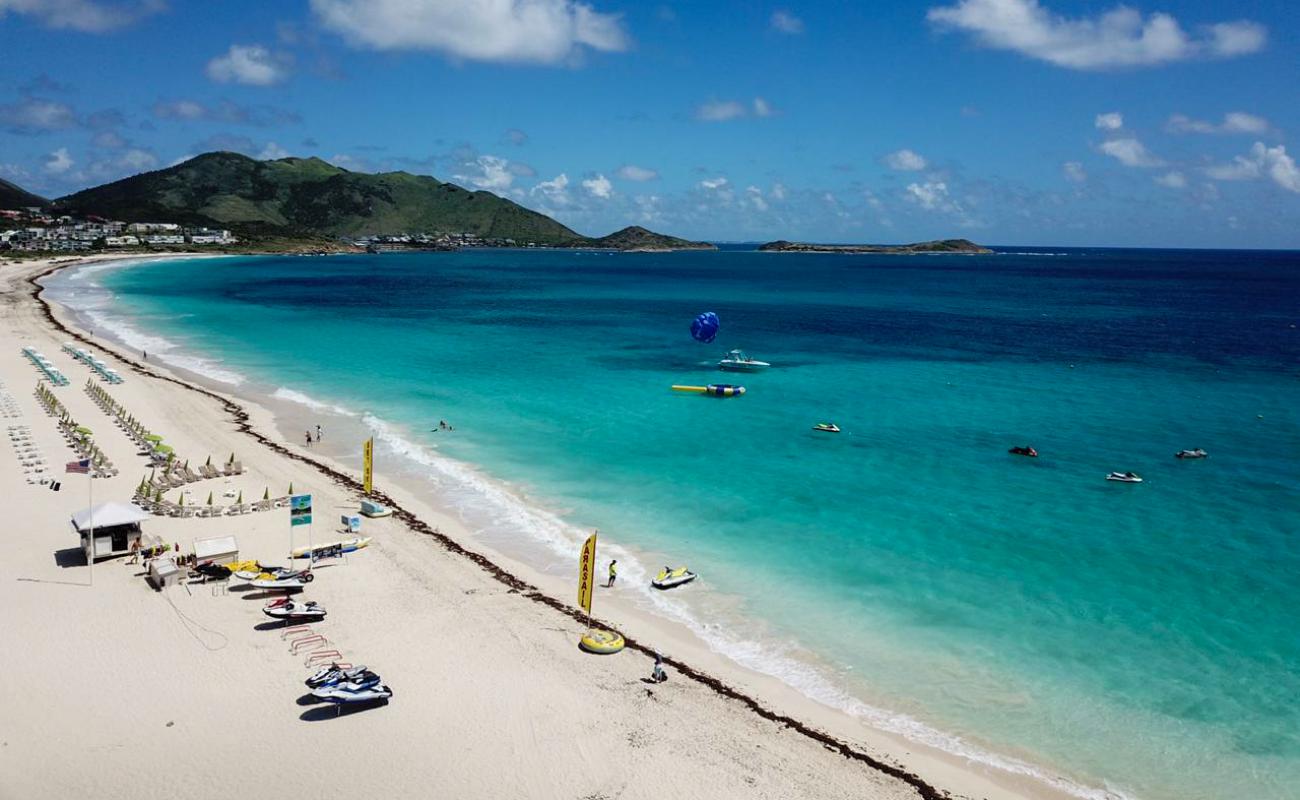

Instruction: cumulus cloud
[1204,142,1300,192]
[905,181,951,210]
[0,0,166,33]
[310,0,628,65]
[581,173,613,198]
[453,154,515,191]
[745,185,768,211]
[615,164,658,181]
[770,10,804,34]
[1062,161,1086,182]
[1094,112,1123,130]
[531,173,572,205]
[206,44,290,86]
[0,97,77,133]
[698,176,728,190]
[1166,112,1270,135]
[1154,170,1186,188]
[884,148,927,171]
[769,182,787,200]
[43,147,74,174]
[694,97,774,122]
[1099,137,1163,167]
[926,0,1266,70]
[258,141,290,160]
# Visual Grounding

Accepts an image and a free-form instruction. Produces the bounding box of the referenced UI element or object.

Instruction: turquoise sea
[48,248,1300,800]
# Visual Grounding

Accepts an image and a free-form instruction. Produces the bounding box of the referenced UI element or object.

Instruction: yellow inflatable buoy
[579,629,626,655]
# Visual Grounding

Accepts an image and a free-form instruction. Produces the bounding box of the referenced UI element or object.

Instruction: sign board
[290,493,313,527]
[363,438,374,494]
[577,532,596,615]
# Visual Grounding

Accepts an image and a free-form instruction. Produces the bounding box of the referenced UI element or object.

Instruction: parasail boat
[718,349,771,372]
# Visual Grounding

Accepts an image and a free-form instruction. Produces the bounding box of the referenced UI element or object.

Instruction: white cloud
[745,185,768,211]
[695,100,747,122]
[43,147,73,174]
[926,0,1266,70]
[695,97,774,122]
[531,173,571,205]
[1154,171,1186,188]
[769,182,787,200]
[1099,137,1163,167]
[581,173,612,198]
[154,100,206,120]
[698,177,728,190]
[206,44,290,86]
[1062,161,1086,182]
[0,0,165,33]
[884,148,927,171]
[503,128,528,145]
[258,141,290,160]
[1166,111,1270,135]
[1094,112,1123,130]
[1205,142,1300,192]
[454,155,514,191]
[770,10,804,34]
[905,181,950,210]
[116,148,157,173]
[310,0,628,65]
[0,97,76,133]
[615,164,658,181]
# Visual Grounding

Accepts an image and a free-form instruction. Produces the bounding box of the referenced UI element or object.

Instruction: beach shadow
[296,693,329,707]
[238,588,303,600]
[53,547,87,568]
[299,700,388,721]
[253,620,292,631]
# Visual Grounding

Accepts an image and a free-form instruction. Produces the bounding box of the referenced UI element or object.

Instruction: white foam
[271,387,358,417]
[359,412,1134,800]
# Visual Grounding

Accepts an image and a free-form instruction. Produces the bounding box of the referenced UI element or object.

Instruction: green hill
[586,225,715,251]
[0,177,47,209]
[52,152,583,244]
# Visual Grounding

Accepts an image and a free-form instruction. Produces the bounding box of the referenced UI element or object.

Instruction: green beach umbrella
[205,455,211,466]
[262,487,270,501]
[178,494,184,507]
[228,452,235,464]
[183,459,189,470]
[206,491,213,506]
[144,433,163,443]
[154,487,163,503]
[287,482,294,496]
[153,444,174,455]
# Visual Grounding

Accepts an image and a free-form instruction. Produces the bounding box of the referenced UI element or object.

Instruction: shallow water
[48,247,1300,800]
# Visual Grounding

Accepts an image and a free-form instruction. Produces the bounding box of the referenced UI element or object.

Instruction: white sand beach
[0,254,1079,800]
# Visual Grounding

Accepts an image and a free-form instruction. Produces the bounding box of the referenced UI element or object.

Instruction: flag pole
[88,463,94,587]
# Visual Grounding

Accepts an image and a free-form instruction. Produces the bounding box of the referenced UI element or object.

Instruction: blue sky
[1,0,1298,247]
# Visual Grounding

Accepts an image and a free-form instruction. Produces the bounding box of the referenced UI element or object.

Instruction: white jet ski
[651,566,698,590]
[1106,471,1143,483]
[306,663,369,689]
[262,598,327,622]
[1175,448,1208,459]
[312,682,393,704]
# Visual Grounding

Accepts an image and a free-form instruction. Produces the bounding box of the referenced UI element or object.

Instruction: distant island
[758,238,993,254]
[0,151,713,254]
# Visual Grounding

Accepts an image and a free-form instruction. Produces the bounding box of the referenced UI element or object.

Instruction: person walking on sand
[606,559,618,588]
[305,431,312,448]
[651,652,668,683]
[316,424,322,442]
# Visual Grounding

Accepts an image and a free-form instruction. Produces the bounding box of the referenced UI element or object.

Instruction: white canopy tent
[71,502,150,560]
[71,502,150,532]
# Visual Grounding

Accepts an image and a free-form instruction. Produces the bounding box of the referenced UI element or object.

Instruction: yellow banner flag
[578,531,597,616]
[363,437,374,494]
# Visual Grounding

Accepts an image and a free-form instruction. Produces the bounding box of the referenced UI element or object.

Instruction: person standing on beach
[316,424,322,442]
[305,431,312,448]
[606,559,618,588]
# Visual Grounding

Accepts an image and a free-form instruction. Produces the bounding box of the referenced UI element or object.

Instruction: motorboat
[813,423,840,433]
[1009,446,1039,457]
[262,598,327,622]
[312,682,393,704]
[651,566,698,590]
[718,349,771,372]
[1106,471,1143,483]
[1175,448,1208,459]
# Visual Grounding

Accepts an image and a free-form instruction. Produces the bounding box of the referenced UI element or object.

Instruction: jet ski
[1175,448,1208,459]
[312,682,393,704]
[813,423,840,433]
[262,598,327,622]
[236,568,313,588]
[1009,446,1038,457]
[1106,471,1143,483]
[192,561,233,580]
[232,563,292,581]
[306,663,370,689]
[651,566,698,590]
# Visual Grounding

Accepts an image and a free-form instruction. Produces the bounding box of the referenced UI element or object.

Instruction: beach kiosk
[193,534,239,566]
[71,502,150,561]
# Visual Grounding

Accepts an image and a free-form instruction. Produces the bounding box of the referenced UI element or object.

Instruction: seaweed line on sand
[28,261,950,800]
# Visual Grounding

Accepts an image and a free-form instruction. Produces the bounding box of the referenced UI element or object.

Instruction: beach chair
[184,466,202,482]
[200,464,219,479]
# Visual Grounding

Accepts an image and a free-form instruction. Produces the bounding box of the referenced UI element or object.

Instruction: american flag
[65,459,91,474]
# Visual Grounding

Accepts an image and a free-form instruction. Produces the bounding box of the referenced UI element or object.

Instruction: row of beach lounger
[22,347,69,386]
[62,342,124,384]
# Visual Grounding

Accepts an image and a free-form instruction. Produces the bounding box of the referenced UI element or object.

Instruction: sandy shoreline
[0,253,1092,800]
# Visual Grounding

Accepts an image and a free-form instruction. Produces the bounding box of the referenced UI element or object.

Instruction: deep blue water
[52,246,1300,800]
